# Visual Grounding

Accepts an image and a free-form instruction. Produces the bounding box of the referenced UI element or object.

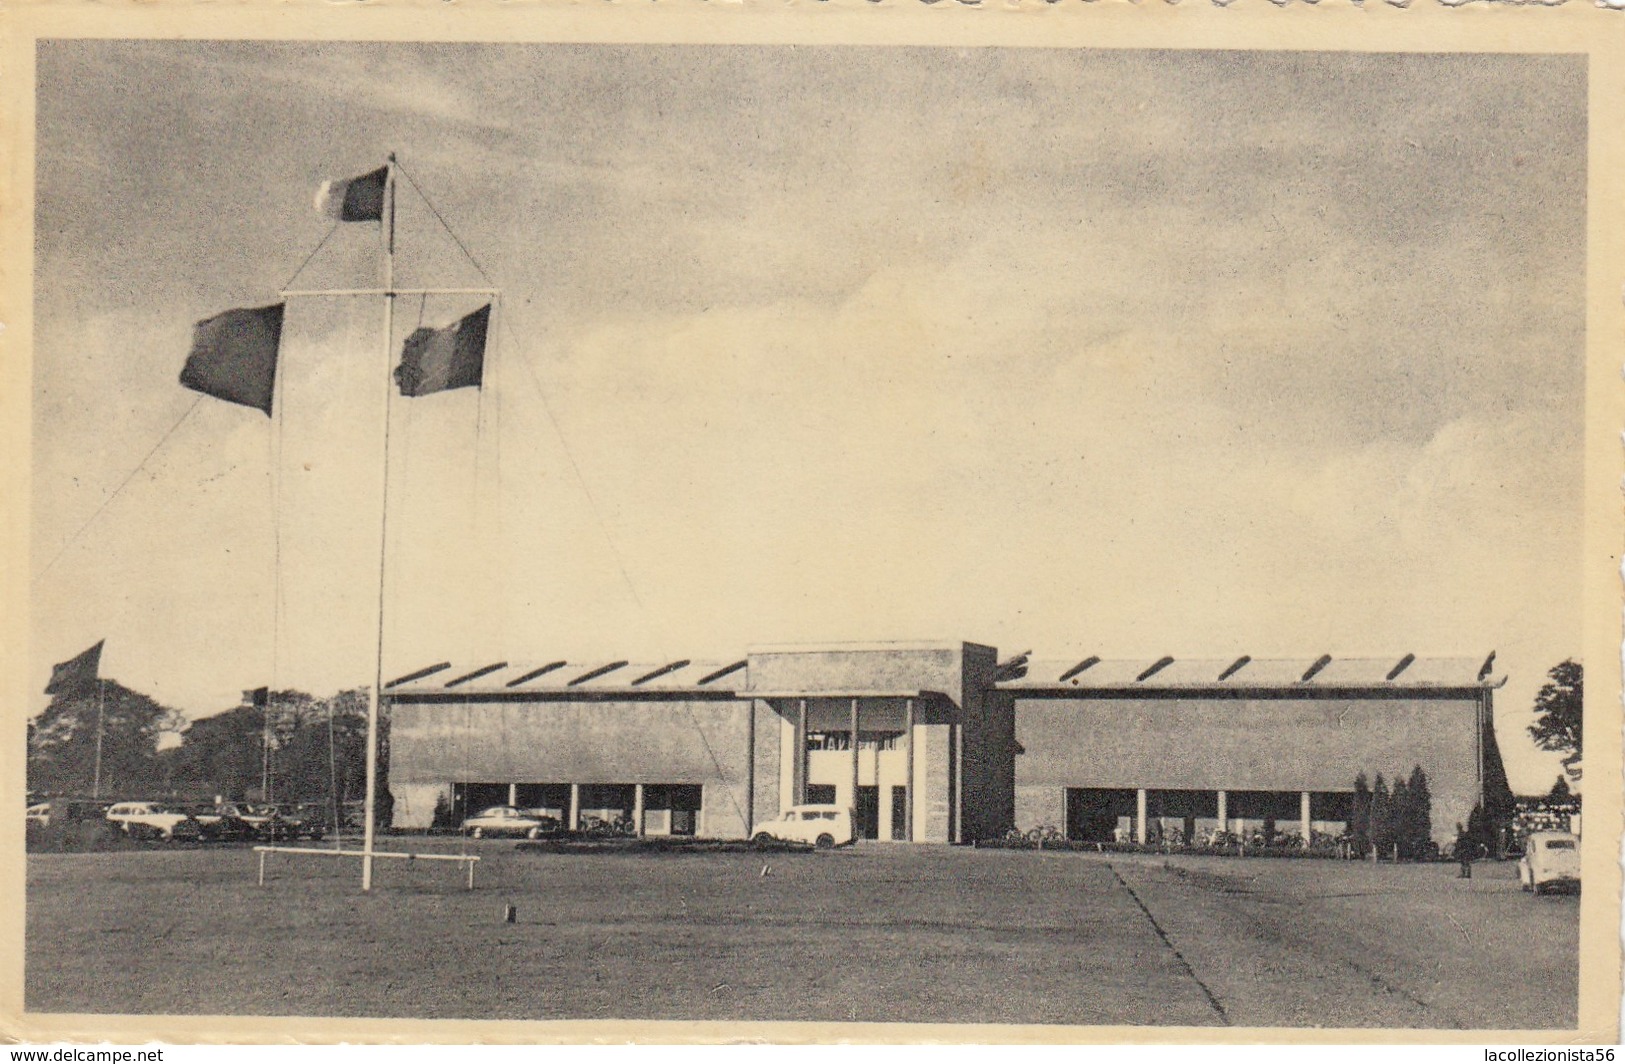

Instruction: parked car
[27,798,112,827]
[185,805,258,842]
[215,802,325,841]
[461,805,554,839]
[289,803,336,838]
[1519,830,1580,895]
[104,801,203,841]
[750,804,855,849]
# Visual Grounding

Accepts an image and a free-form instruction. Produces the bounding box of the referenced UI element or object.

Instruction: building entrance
[1065,787,1138,842]
[856,786,880,840]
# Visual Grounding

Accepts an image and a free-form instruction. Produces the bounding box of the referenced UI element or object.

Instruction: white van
[1519,830,1580,895]
[750,804,855,849]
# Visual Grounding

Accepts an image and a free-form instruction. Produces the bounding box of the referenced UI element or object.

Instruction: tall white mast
[275,156,497,891]
[92,678,105,799]
[361,152,398,893]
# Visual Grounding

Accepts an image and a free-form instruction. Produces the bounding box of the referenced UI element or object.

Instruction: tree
[166,701,266,800]
[271,688,371,804]
[1546,774,1574,805]
[167,687,387,823]
[1528,660,1582,781]
[1390,776,1412,858]
[1350,772,1373,856]
[1369,774,1393,858]
[28,680,184,796]
[1401,765,1433,860]
[1466,802,1490,856]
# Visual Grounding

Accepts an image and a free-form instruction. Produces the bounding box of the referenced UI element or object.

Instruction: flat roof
[1000,654,1504,692]
[383,649,1505,699]
[747,639,994,655]
[746,689,943,700]
[384,658,748,695]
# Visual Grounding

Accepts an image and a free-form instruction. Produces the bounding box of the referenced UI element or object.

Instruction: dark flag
[45,640,103,696]
[394,304,490,397]
[179,304,285,416]
[314,166,387,223]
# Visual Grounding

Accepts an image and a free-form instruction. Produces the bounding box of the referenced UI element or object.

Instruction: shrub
[26,818,147,853]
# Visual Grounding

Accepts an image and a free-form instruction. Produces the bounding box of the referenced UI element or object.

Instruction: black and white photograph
[7,6,1621,1043]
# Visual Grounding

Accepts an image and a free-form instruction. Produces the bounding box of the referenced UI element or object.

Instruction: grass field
[25,841,1578,1029]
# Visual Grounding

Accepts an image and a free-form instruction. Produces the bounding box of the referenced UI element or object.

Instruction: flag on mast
[314,166,388,223]
[179,304,285,416]
[394,304,490,397]
[45,640,103,696]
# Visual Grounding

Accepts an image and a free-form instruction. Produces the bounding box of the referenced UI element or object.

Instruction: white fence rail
[253,845,479,889]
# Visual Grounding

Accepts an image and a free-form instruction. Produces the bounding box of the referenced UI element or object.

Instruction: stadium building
[385,641,1507,846]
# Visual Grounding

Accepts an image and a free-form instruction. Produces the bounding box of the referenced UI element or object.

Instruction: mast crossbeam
[280,287,499,298]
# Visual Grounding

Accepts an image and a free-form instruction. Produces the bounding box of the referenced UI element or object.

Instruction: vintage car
[27,798,112,827]
[461,805,555,839]
[749,804,855,849]
[215,802,325,841]
[1519,830,1580,895]
[104,801,203,841]
[185,805,258,842]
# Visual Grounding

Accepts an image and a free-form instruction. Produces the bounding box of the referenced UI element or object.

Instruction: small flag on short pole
[45,640,103,697]
[180,304,285,416]
[314,166,388,223]
[394,304,490,397]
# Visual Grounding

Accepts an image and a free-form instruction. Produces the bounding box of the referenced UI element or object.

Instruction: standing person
[1455,823,1476,879]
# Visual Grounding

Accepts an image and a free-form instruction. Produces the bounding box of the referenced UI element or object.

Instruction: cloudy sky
[31,42,1585,791]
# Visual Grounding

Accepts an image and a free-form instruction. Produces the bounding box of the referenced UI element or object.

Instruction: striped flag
[394,304,490,397]
[314,166,387,223]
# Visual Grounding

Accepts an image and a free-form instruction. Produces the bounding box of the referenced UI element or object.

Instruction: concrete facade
[1002,656,1504,846]
[748,641,1006,843]
[384,645,1503,846]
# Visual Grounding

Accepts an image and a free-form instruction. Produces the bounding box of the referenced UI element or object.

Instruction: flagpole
[261,694,271,801]
[92,678,105,800]
[362,153,398,893]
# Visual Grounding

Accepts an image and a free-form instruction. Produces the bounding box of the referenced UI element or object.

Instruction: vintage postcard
[2,0,1621,1046]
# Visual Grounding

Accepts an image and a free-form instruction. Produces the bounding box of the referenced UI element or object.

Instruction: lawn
[24,841,1579,1030]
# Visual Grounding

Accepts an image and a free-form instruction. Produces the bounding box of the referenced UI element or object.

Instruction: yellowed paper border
[2,0,1620,1046]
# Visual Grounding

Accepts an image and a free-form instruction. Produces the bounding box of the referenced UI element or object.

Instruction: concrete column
[850,699,860,822]
[1300,791,1312,847]
[904,698,915,843]
[796,699,808,805]
[507,783,519,807]
[633,783,645,837]
[1216,790,1228,833]
[744,700,756,833]
[1136,788,1148,844]
[569,783,581,831]
[953,723,965,844]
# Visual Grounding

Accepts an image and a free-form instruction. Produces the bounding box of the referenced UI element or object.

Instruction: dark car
[288,803,334,840]
[217,802,326,842]
[186,805,257,842]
